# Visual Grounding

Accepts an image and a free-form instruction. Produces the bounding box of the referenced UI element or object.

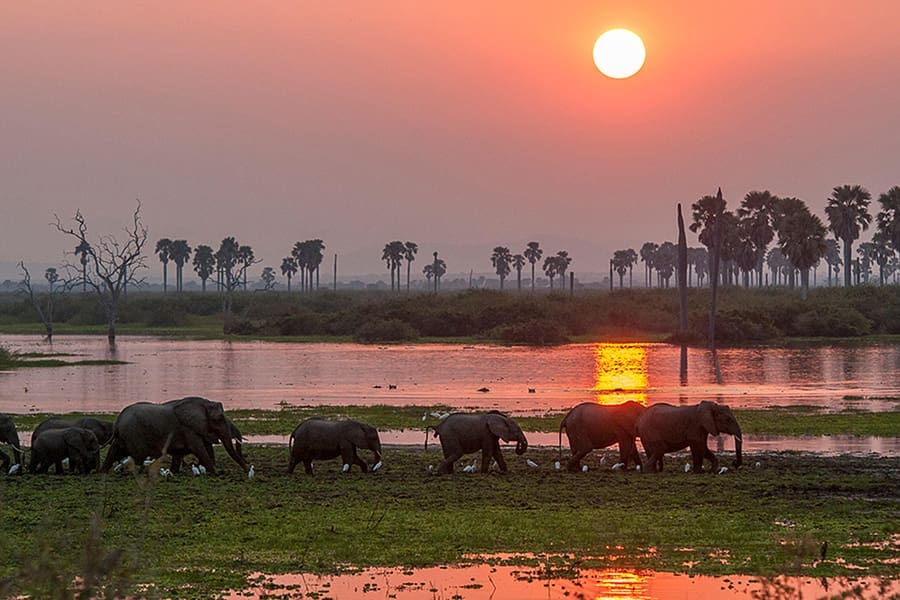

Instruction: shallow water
[2,336,899,415]
[220,564,897,600]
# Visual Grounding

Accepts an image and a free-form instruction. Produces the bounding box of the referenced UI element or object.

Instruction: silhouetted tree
[260,266,277,290]
[381,241,405,291]
[237,245,255,290]
[431,251,446,291]
[826,184,872,287]
[655,242,677,287]
[155,238,172,293]
[611,250,630,289]
[74,240,90,293]
[857,242,875,283]
[871,231,894,286]
[776,198,826,300]
[737,190,778,287]
[524,241,543,291]
[876,186,900,254]
[192,245,215,292]
[280,256,298,292]
[490,246,512,289]
[403,241,418,291]
[53,202,148,345]
[512,254,525,290]
[640,242,658,287]
[555,251,572,287]
[18,263,68,342]
[169,240,191,293]
[823,239,841,286]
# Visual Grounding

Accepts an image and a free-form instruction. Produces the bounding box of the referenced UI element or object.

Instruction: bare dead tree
[52,201,148,346]
[18,263,71,342]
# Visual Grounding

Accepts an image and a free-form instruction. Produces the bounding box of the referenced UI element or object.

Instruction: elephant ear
[63,428,83,452]
[173,398,218,437]
[698,402,719,436]
[485,414,515,442]
[346,423,369,448]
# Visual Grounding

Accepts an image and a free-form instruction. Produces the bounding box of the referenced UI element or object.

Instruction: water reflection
[221,564,896,600]
[593,344,648,404]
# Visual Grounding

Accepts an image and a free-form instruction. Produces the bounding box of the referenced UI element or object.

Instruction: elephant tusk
[733,435,742,443]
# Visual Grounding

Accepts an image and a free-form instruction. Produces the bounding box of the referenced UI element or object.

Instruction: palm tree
[423,263,434,289]
[825,184,872,287]
[655,242,677,287]
[639,242,658,288]
[774,197,809,288]
[281,257,298,292]
[381,241,405,291]
[689,247,708,287]
[512,254,525,290]
[74,240,91,293]
[623,248,638,287]
[856,242,875,283]
[155,238,172,293]
[542,255,558,288]
[431,252,446,291]
[735,220,758,287]
[766,247,789,285]
[192,245,215,292]
[44,267,59,293]
[306,239,325,290]
[823,239,841,286]
[238,245,255,290]
[776,200,827,300]
[737,190,778,287]
[260,266,277,290]
[555,251,572,289]
[490,246,513,289]
[611,250,630,288]
[169,240,191,293]
[871,231,894,286]
[523,242,543,291]
[876,186,900,254]
[292,241,309,291]
[403,241,418,291]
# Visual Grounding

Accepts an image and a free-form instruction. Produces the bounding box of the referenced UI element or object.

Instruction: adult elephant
[558,401,645,471]
[428,411,527,474]
[102,397,248,475]
[0,414,24,473]
[29,427,101,474]
[169,417,245,474]
[636,401,742,473]
[32,417,114,447]
[287,418,382,474]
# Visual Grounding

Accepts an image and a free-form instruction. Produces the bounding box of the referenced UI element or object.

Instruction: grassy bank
[0,447,897,598]
[6,405,900,437]
[2,286,900,344]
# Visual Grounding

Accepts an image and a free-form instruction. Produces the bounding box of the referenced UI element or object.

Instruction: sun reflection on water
[591,569,650,600]
[593,344,649,405]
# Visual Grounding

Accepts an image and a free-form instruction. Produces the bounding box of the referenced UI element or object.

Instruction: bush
[271,310,325,336]
[488,319,569,345]
[354,319,419,343]
[790,305,872,337]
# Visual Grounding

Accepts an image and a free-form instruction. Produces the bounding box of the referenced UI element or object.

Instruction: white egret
[554,461,561,471]
[684,463,692,473]
[599,456,607,466]
[717,466,729,475]
[248,465,255,479]
[62,458,70,469]
[8,464,20,475]
[342,463,350,473]
[197,465,207,475]
[372,461,383,472]
[611,463,625,470]
[754,461,762,468]
[581,465,589,473]
[143,457,154,468]
[526,459,539,468]
[191,464,200,476]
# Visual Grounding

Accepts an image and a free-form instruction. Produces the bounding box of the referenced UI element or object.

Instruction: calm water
[1,335,899,414]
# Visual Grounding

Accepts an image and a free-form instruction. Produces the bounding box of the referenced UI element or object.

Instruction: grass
[0,446,897,598]
[0,347,126,369]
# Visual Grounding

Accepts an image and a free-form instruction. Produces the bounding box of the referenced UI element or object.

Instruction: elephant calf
[430,411,528,474]
[32,417,114,447]
[29,427,101,474]
[288,418,383,475]
[558,401,645,472]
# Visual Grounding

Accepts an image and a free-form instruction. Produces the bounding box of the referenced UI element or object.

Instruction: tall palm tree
[381,241,405,291]
[512,254,525,290]
[623,248,638,287]
[555,251,572,289]
[281,257,298,292]
[155,238,172,293]
[74,240,91,293]
[192,245,215,292]
[737,190,778,287]
[777,200,827,300]
[876,186,900,254]
[856,242,875,283]
[774,197,809,288]
[292,241,309,291]
[612,250,630,288]
[639,242,658,288]
[523,242,543,291]
[871,231,894,286]
[825,184,872,287]
[169,240,191,293]
[542,255,558,288]
[689,247,708,287]
[490,246,513,289]
[238,245,255,290]
[655,242,677,287]
[306,239,325,290]
[423,263,434,289]
[431,251,446,291]
[403,241,418,291]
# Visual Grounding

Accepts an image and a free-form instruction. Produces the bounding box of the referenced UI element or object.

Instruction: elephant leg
[438,451,463,474]
[204,442,217,471]
[286,454,297,474]
[701,446,718,472]
[303,459,313,475]
[339,443,360,472]
[183,435,217,475]
[0,449,9,470]
[645,451,664,473]
[170,454,184,474]
[54,460,65,475]
[491,439,508,472]
[351,449,367,473]
[567,447,591,472]
[101,440,127,473]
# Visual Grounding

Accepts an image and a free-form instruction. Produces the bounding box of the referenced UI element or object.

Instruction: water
[2,336,899,415]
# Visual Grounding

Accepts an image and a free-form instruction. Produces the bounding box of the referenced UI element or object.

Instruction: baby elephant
[30,427,101,474]
[287,418,383,475]
[430,411,528,474]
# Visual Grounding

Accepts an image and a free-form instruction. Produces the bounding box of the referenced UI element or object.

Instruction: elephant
[428,411,528,474]
[636,401,742,473]
[169,417,245,474]
[0,414,24,473]
[558,401,645,471]
[29,427,101,474]
[32,417,114,447]
[102,396,248,475]
[287,418,382,474]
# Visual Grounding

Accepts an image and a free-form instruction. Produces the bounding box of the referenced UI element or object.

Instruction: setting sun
[593,28,646,79]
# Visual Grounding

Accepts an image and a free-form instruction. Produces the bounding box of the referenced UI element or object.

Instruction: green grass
[6,406,899,437]
[0,447,897,598]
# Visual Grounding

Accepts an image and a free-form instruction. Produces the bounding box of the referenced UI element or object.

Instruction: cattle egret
[462,465,475,473]
[581,465,589,473]
[554,461,561,470]
[635,465,641,472]
[427,465,434,472]
[342,463,350,473]
[197,465,207,475]
[526,459,539,468]
[191,464,201,476]
[143,457,154,468]
[422,414,427,421]
[684,463,692,473]
[611,463,625,470]
[248,465,255,479]
[62,458,70,469]
[372,461,383,472]
[8,464,20,475]
[159,468,172,478]
[717,466,729,475]
[754,461,762,468]
[599,457,607,466]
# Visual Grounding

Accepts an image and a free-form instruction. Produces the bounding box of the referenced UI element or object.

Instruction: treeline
[2,287,899,344]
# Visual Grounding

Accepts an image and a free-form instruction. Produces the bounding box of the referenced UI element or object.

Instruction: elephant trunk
[731,423,743,468]
[221,433,248,471]
[515,436,528,456]
[7,431,24,467]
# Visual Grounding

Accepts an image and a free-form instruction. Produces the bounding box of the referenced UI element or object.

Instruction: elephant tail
[424,426,431,451]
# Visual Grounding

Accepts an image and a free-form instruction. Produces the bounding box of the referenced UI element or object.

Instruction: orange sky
[2,1,899,279]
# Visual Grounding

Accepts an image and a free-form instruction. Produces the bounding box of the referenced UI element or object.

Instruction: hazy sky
[2,1,899,280]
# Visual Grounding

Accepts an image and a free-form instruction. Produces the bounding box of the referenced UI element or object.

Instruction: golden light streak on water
[593,343,648,405]
[590,569,650,600]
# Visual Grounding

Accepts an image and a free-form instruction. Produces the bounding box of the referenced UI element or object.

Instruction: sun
[593,29,646,79]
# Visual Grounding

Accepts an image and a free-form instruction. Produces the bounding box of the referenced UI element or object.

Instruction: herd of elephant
[0,397,742,478]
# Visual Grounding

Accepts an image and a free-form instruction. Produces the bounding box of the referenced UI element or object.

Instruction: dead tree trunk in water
[677,203,689,383]
[708,188,724,384]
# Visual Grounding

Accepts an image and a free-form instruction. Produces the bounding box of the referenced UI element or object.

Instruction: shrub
[488,319,569,345]
[354,319,419,343]
[790,305,872,337]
